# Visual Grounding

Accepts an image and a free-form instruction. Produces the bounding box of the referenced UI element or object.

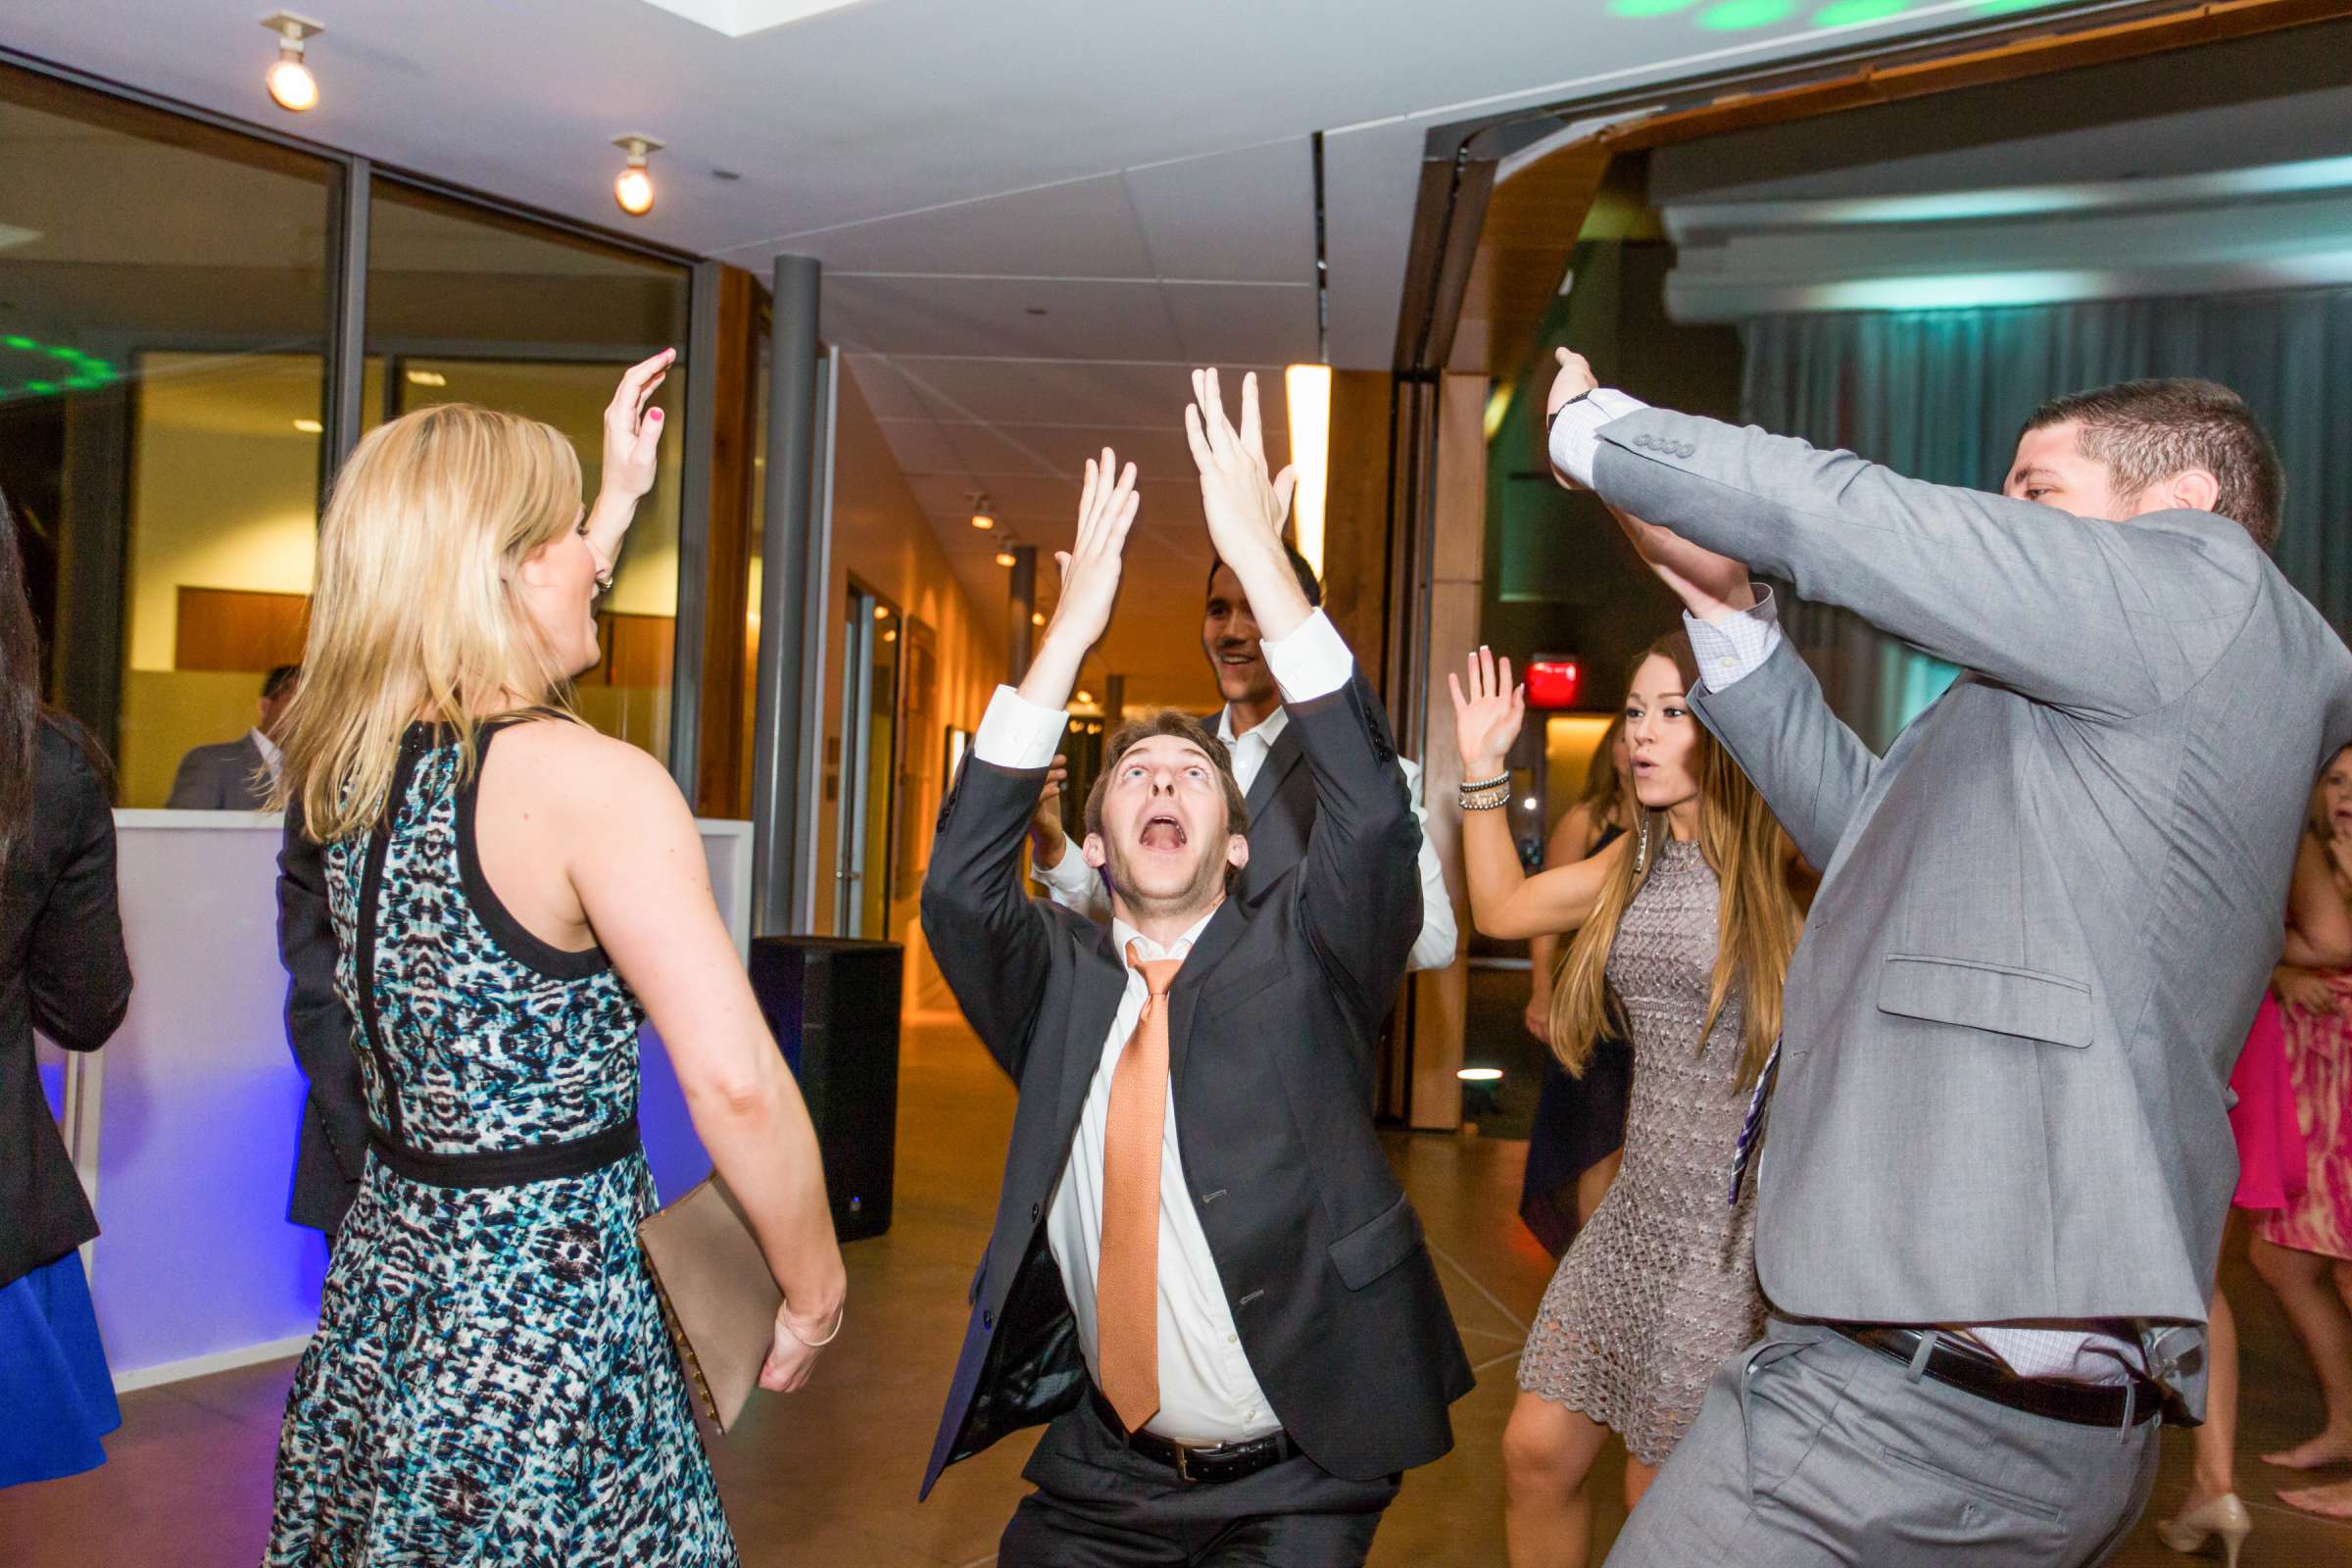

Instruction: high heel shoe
[2156,1492,2251,1568]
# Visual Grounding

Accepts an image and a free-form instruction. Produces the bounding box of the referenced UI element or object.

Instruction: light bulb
[268,55,318,112]
[970,513,995,530]
[615,166,655,217]
[260,15,323,112]
[995,549,1017,567]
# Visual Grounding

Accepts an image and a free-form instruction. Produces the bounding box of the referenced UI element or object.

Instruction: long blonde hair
[1547,632,1799,1091]
[274,404,585,841]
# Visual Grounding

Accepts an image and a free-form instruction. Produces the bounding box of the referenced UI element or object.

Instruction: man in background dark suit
[274,801,367,1238]
[918,372,1470,1566]
[167,663,299,809]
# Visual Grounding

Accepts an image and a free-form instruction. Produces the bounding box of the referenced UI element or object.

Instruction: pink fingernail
[650,409,662,420]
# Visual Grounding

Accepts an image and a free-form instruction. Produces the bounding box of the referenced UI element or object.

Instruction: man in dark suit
[274,801,368,1238]
[1026,548,1457,972]
[918,375,1470,1565]
[167,662,299,809]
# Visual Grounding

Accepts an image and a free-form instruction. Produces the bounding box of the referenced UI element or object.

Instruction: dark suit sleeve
[1288,673,1423,1034]
[165,747,216,809]
[1589,408,2266,722]
[27,753,131,1053]
[277,800,368,1182]
[919,760,1057,1080]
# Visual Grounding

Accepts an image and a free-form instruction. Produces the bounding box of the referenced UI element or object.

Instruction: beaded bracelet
[1459,782,1512,811]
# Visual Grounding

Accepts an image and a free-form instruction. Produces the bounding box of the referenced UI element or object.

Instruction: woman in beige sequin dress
[1451,631,1802,1568]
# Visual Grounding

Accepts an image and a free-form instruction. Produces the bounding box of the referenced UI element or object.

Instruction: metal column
[1006,545,1037,681]
[750,255,821,936]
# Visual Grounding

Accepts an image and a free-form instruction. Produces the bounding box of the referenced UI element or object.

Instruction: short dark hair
[2022,378,2282,551]
[1204,543,1323,610]
[1083,709,1250,890]
[262,663,302,701]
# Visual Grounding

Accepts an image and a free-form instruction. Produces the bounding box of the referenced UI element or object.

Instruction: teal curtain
[1739,290,2352,748]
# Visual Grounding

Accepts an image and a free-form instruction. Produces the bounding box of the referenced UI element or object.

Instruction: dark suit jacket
[275,801,368,1234]
[167,733,271,809]
[1,717,132,1289]
[916,674,1469,1499]
[1229,722,1315,901]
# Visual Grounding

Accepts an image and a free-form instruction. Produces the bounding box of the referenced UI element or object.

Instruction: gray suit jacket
[1592,408,2352,1413]
[167,733,271,810]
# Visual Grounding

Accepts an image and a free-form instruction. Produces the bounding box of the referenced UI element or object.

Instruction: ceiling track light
[612,133,663,217]
[261,12,323,113]
[969,493,996,530]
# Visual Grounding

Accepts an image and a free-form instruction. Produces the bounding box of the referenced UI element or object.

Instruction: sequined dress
[1515,837,1764,1467]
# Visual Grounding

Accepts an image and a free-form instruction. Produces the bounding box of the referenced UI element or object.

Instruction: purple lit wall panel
[95,814,327,1380]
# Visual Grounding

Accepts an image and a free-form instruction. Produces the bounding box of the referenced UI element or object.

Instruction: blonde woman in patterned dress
[1450,632,1799,1568]
[2253,744,2352,1520]
[263,361,845,1565]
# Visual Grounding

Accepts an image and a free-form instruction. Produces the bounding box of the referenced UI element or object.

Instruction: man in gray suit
[1540,354,2352,1563]
[166,662,298,809]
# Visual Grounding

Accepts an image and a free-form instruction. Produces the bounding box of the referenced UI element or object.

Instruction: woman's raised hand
[1448,645,1526,779]
[600,348,673,507]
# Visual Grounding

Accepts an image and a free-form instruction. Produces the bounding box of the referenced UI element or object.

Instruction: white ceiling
[1,0,2066,699]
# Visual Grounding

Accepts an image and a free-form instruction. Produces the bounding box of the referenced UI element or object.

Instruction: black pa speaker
[746,936,903,1243]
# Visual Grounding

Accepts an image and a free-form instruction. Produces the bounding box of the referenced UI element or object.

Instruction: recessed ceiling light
[1458,1067,1504,1082]
[293,417,323,434]
[405,368,447,387]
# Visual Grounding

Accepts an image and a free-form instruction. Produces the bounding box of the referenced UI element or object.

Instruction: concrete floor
[6,1014,2352,1566]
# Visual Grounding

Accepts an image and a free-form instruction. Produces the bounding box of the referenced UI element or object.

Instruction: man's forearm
[1016,625,1090,711]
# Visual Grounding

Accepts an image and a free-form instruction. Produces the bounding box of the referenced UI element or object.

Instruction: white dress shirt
[1031,655,1458,973]
[1592,415,2145,1386]
[251,727,286,790]
[968,609,1366,1443]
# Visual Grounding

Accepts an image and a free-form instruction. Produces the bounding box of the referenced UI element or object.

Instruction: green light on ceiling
[1699,0,1796,27]
[24,380,56,395]
[1609,0,1703,15]
[1975,0,2051,11]
[1813,0,1907,24]
[1,335,32,352]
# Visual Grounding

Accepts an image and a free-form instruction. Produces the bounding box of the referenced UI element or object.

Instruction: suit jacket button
[982,1308,995,1331]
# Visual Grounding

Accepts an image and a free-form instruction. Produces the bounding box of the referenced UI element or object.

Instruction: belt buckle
[1173,1444,1199,1484]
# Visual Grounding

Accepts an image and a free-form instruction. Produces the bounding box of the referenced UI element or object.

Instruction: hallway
[7,1015,2351,1566]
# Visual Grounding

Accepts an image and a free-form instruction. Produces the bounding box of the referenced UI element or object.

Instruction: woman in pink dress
[2246,745,2352,1520]
[2159,819,2352,1560]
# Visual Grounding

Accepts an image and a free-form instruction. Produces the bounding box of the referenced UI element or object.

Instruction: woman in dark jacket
[0,491,132,1488]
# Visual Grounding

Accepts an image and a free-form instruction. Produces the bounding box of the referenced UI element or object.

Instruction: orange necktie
[1098,940,1183,1432]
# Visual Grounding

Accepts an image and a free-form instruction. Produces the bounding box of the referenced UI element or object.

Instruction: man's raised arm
[1186,369,1418,1025]
[920,453,1140,1077]
[1545,351,2261,723]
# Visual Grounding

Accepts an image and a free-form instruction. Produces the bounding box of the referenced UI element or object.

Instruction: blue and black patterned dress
[266,719,737,1566]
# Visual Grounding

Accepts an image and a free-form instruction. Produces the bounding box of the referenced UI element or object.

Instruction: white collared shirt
[251,727,285,789]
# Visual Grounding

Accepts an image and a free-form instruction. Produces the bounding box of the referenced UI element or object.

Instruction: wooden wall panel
[173,587,307,672]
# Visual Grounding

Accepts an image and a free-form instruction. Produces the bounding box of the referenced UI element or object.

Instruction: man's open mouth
[1139,811,1187,852]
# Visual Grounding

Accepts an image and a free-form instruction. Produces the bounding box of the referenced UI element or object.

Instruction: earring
[1636,811,1650,876]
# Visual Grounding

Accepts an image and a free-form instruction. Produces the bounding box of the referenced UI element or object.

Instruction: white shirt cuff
[973,685,1069,769]
[1259,609,1353,705]
[1681,587,1783,692]
[1544,386,1649,488]
[1032,831,1100,899]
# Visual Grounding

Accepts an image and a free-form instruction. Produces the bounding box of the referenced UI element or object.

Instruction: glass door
[834,580,902,937]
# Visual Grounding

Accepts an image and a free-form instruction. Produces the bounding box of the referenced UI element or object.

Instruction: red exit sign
[1524,657,1582,710]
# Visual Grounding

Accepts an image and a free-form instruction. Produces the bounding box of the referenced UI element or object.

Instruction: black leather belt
[1836,1325,2163,1428]
[1088,1386,1300,1484]
[368,1117,641,1190]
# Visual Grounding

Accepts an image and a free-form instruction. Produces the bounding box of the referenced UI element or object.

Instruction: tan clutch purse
[637,1175,780,1435]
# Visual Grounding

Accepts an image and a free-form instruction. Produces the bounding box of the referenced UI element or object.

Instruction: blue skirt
[0,1250,120,1488]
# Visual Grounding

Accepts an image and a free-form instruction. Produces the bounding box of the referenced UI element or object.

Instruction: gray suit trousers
[1604,1320,2158,1567]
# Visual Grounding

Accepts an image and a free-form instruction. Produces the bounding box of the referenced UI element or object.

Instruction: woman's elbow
[680,1054,784,1127]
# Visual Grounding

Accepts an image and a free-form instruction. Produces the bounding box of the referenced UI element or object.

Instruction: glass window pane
[365,181,689,765]
[0,63,338,805]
